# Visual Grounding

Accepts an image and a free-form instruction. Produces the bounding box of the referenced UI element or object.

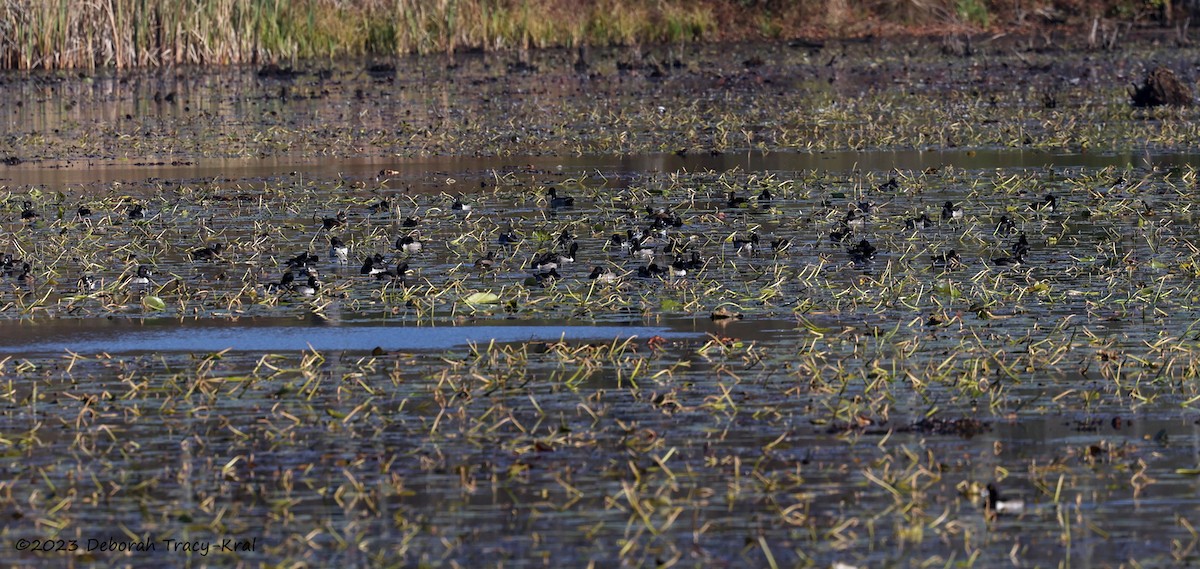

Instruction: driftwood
[1130,66,1193,107]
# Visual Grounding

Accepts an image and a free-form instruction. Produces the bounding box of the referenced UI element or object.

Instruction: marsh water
[4,39,1200,567]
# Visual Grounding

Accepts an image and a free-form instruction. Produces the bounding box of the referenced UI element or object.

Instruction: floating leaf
[142,296,166,311]
[464,292,500,305]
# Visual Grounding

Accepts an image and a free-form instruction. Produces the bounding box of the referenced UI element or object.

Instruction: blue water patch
[0,323,696,354]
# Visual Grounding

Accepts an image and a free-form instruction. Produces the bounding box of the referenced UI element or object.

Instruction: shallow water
[5,40,1200,568]
[0,318,698,353]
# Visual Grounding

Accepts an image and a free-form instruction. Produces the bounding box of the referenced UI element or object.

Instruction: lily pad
[142,296,167,311]
[464,292,501,305]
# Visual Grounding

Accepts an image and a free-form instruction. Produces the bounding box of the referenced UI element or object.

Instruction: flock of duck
[3,181,1059,302]
[240,182,1060,299]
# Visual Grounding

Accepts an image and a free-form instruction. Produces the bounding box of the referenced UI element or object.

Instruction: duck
[124,201,145,219]
[829,222,852,243]
[559,241,579,263]
[932,250,962,269]
[190,243,225,261]
[994,215,1018,236]
[322,211,348,230]
[285,251,320,270]
[733,233,759,256]
[20,201,37,221]
[293,274,319,297]
[727,191,749,208]
[1,253,22,276]
[129,265,154,287]
[984,483,1025,516]
[498,229,521,247]
[770,237,791,254]
[1010,233,1030,257]
[525,268,562,287]
[396,234,423,254]
[588,266,619,283]
[401,215,422,228]
[650,211,683,230]
[645,206,683,229]
[990,252,1025,267]
[941,201,963,222]
[360,254,388,276]
[636,263,667,278]
[547,188,575,208]
[609,232,630,250]
[530,243,577,272]
[367,199,391,215]
[848,239,877,264]
[555,229,575,249]
[375,261,409,283]
[629,238,656,261]
[1032,193,1057,214]
[76,204,93,218]
[843,207,867,230]
[905,213,933,231]
[664,236,693,256]
[127,203,145,220]
[78,274,97,292]
[329,237,349,265]
[668,257,688,277]
[16,262,33,284]
[451,198,472,212]
[265,271,295,293]
[474,251,496,270]
[757,188,774,203]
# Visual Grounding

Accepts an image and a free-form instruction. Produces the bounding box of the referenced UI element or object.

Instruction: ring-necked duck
[932,250,962,269]
[129,265,153,287]
[727,191,748,208]
[941,201,963,222]
[588,266,619,283]
[984,483,1025,516]
[191,243,225,261]
[733,233,759,256]
[994,215,1018,236]
[1032,193,1056,213]
[329,237,349,265]
[848,239,877,264]
[285,251,319,270]
[547,188,575,208]
[474,251,496,270]
[905,213,933,231]
[396,234,423,254]
[322,211,347,230]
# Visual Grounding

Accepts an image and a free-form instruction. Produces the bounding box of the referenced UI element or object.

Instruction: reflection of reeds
[0,0,722,69]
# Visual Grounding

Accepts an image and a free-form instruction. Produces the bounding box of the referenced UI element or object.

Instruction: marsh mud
[3,39,1200,567]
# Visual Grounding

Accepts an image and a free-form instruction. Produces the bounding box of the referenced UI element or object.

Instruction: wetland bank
[4,33,1200,568]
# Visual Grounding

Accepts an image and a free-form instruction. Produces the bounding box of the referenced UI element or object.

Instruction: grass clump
[0,0,1186,69]
[0,0,719,69]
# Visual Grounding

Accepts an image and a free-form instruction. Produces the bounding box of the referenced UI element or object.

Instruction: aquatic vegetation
[0,159,1199,564]
[4,39,1200,568]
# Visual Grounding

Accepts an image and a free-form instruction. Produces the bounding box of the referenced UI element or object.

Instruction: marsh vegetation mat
[4,40,1200,567]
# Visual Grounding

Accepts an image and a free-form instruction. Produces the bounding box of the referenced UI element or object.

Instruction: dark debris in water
[1131,66,1193,107]
[906,416,990,438]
